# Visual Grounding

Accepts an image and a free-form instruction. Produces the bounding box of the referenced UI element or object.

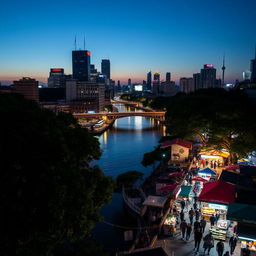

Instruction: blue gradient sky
[0,0,256,84]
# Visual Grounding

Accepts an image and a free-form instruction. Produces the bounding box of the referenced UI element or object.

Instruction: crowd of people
[171,196,249,256]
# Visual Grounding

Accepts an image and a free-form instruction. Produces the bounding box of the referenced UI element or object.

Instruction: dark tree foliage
[116,171,144,189]
[0,93,114,256]
[164,88,256,161]
[141,147,163,167]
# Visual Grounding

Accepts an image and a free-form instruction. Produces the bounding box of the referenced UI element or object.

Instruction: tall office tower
[128,78,131,86]
[200,64,217,89]
[101,59,110,79]
[153,72,160,82]
[146,71,152,90]
[193,73,201,91]
[166,72,171,82]
[72,50,91,81]
[180,77,193,94]
[13,77,39,102]
[222,55,226,87]
[243,70,252,81]
[48,68,66,88]
[250,47,256,82]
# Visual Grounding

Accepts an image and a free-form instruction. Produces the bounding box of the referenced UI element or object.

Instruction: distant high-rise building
[48,68,66,88]
[13,77,39,102]
[180,77,193,94]
[72,50,91,81]
[153,72,160,82]
[128,78,131,86]
[166,72,171,82]
[101,59,110,79]
[200,64,216,89]
[146,71,152,90]
[250,48,256,82]
[193,73,201,91]
[243,70,252,81]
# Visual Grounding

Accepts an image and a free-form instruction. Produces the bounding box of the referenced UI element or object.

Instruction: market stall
[162,214,177,236]
[198,167,217,181]
[177,185,193,202]
[227,202,256,255]
[199,149,230,167]
[199,180,236,240]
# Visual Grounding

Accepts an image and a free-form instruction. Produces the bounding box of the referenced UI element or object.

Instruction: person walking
[194,228,203,253]
[216,240,225,256]
[229,234,238,255]
[194,220,201,231]
[193,201,198,210]
[186,223,192,241]
[180,210,185,222]
[189,208,195,224]
[224,251,230,256]
[180,220,187,240]
[195,209,200,221]
[210,214,216,227]
[203,232,214,255]
[200,217,207,234]
[180,199,185,210]
[215,211,220,223]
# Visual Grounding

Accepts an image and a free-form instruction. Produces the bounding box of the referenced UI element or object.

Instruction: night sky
[1,0,256,84]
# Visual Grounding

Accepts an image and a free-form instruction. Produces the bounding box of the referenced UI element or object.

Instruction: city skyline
[1,0,256,84]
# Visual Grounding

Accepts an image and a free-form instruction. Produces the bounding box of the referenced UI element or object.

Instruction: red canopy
[198,179,235,204]
[168,171,184,177]
[159,184,178,191]
[192,176,208,183]
[225,164,239,170]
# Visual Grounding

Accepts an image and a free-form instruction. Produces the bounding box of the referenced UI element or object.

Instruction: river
[90,104,165,252]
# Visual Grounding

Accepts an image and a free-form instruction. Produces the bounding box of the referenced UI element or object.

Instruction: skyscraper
[72,50,91,81]
[146,71,152,90]
[180,77,193,94]
[166,72,171,82]
[193,73,201,91]
[200,64,216,89]
[128,78,131,86]
[48,68,66,88]
[101,59,110,79]
[153,72,160,82]
[250,47,256,82]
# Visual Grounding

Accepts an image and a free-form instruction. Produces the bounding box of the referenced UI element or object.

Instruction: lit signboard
[134,85,143,91]
[86,51,91,56]
[208,203,227,210]
[51,68,63,72]
[205,64,214,68]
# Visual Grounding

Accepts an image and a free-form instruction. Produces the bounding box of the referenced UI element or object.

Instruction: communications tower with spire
[222,54,226,87]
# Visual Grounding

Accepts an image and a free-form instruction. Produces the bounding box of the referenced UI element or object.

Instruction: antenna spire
[222,53,226,87]
[83,35,85,50]
[74,35,77,50]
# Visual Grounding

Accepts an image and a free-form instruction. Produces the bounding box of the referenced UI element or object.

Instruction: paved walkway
[154,205,241,256]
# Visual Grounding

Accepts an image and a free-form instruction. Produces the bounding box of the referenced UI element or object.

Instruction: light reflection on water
[90,104,164,251]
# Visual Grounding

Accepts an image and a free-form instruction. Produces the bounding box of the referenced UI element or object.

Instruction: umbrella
[159,184,178,191]
[198,168,216,175]
[192,176,208,183]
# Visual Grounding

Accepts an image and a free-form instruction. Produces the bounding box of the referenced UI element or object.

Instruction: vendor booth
[199,180,236,241]
[177,185,193,202]
[163,214,177,236]
[199,149,230,167]
[198,168,217,180]
[227,203,256,255]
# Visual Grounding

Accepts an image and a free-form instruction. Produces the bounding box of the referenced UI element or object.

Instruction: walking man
[180,199,185,210]
[216,240,225,256]
[180,220,187,240]
[195,209,200,221]
[186,223,192,241]
[180,210,184,222]
[194,228,203,253]
[229,234,238,255]
[210,214,216,228]
[203,232,214,255]
[189,208,195,224]
[200,217,207,234]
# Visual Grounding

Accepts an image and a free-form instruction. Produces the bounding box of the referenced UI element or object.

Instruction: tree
[164,88,256,161]
[141,147,163,169]
[0,93,114,256]
[116,171,144,189]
